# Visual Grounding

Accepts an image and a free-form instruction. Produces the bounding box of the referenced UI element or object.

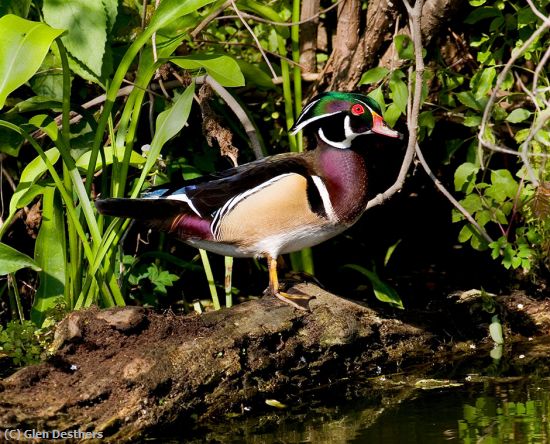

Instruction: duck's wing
[95,152,323,238]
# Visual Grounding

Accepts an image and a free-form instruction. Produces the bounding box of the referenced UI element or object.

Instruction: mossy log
[0,284,545,442]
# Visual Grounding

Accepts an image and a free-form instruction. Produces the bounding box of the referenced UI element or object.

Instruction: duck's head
[290,91,403,149]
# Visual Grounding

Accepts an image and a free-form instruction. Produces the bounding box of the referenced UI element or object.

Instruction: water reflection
[152,338,550,443]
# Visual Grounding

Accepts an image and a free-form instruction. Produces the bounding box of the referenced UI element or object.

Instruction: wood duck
[96,91,403,310]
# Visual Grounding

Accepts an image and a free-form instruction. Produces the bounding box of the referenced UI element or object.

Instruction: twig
[366,0,421,210]
[415,142,493,243]
[191,0,232,39]
[214,0,344,27]
[194,39,304,68]
[478,14,550,186]
[230,0,278,80]
[396,0,493,243]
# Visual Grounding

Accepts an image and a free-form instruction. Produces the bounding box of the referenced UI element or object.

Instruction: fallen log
[1,284,545,442]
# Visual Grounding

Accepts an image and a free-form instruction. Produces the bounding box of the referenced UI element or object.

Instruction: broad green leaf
[30,52,64,101]
[506,108,531,123]
[389,76,408,114]
[472,67,496,100]
[153,84,195,148]
[0,0,32,18]
[9,148,60,215]
[0,15,63,108]
[359,67,389,85]
[456,91,482,111]
[150,0,216,31]
[31,187,66,326]
[454,162,479,192]
[28,114,59,142]
[0,243,41,275]
[103,0,119,32]
[135,83,195,195]
[418,111,435,137]
[76,146,145,172]
[171,54,245,87]
[459,193,483,214]
[458,225,474,242]
[43,0,107,77]
[383,103,402,128]
[465,6,501,24]
[344,264,403,309]
[490,169,518,200]
[9,96,62,114]
[236,60,274,89]
[394,35,414,60]
[463,115,482,127]
[368,86,386,110]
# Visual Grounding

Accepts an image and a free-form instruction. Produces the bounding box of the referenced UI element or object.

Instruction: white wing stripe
[166,193,202,217]
[311,175,338,222]
[212,173,295,240]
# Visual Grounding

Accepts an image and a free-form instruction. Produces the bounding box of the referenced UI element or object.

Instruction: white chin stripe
[318,127,354,149]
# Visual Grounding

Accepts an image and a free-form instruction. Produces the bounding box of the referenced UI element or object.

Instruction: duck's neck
[314,139,369,224]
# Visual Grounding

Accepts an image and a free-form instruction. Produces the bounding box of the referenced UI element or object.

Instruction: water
[155,377,550,443]
[152,339,550,443]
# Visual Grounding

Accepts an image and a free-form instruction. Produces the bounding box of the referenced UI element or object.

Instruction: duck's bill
[372,113,404,139]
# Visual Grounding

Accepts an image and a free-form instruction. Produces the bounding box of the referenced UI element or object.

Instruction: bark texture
[0,285,548,442]
[0,284,433,442]
[314,0,464,93]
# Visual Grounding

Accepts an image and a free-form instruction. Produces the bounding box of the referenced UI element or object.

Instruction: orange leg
[268,256,312,311]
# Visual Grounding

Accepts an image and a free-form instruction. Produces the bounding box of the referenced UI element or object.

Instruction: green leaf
[383,103,402,128]
[0,243,41,275]
[359,67,389,85]
[171,54,245,87]
[153,85,195,148]
[0,0,32,18]
[384,240,402,267]
[31,187,66,327]
[458,225,474,243]
[0,15,64,109]
[463,115,482,127]
[236,60,274,89]
[368,86,386,110]
[418,111,435,137]
[389,75,408,114]
[506,108,531,123]
[30,52,64,100]
[471,67,496,100]
[9,148,60,215]
[454,162,479,192]
[394,35,414,60]
[343,264,403,309]
[43,0,107,77]
[456,91,482,111]
[459,193,483,214]
[490,169,518,200]
[76,146,145,173]
[465,6,501,24]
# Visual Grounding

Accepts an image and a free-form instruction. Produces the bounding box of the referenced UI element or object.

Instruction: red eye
[351,104,365,115]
